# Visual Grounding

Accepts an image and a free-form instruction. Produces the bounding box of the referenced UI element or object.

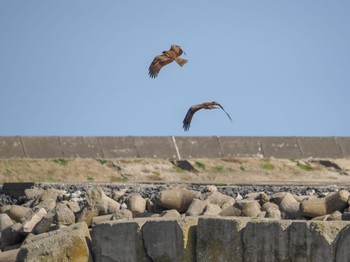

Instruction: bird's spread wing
[183,105,201,131]
[217,103,232,121]
[148,54,173,78]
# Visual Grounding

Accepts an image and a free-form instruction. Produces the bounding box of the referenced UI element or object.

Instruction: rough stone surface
[203,204,222,216]
[186,199,207,216]
[18,222,93,262]
[92,220,146,262]
[153,188,201,213]
[22,208,47,233]
[142,219,184,261]
[54,202,76,225]
[127,193,147,217]
[196,217,247,262]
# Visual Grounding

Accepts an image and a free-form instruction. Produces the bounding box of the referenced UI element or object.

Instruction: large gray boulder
[153,188,201,213]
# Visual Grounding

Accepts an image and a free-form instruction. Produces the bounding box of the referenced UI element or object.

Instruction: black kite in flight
[183,101,232,131]
[149,44,188,78]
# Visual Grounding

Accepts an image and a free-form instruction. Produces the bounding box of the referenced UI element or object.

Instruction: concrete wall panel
[0,136,25,158]
[337,137,350,158]
[219,136,261,157]
[175,136,222,158]
[259,137,301,158]
[60,137,103,158]
[99,136,137,158]
[21,136,62,158]
[0,136,349,159]
[134,136,177,159]
[298,137,343,158]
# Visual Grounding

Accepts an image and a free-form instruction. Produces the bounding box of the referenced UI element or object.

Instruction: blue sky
[1,1,349,136]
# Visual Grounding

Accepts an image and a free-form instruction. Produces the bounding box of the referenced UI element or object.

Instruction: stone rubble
[1,182,350,260]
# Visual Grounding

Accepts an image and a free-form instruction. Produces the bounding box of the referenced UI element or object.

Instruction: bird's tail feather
[175,58,188,67]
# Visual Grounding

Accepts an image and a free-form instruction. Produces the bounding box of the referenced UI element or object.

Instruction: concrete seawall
[0,136,349,159]
[91,217,350,262]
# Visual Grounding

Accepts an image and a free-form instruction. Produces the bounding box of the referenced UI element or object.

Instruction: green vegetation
[52,158,69,166]
[260,159,275,170]
[240,165,246,171]
[212,165,224,172]
[96,159,107,165]
[86,176,94,182]
[297,162,314,171]
[195,161,206,170]
[112,176,129,182]
[175,167,185,173]
[152,171,161,177]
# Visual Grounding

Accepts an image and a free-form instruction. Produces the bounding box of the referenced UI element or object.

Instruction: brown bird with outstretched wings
[149,44,188,78]
[183,101,232,131]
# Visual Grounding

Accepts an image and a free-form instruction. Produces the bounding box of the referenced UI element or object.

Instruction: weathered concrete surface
[0,136,25,158]
[242,219,292,261]
[91,220,146,262]
[134,136,178,159]
[98,136,137,158]
[175,136,222,158]
[18,222,93,261]
[259,136,301,158]
[337,137,350,158]
[298,137,343,158]
[1,136,350,159]
[218,136,261,157]
[142,219,184,262]
[91,217,198,262]
[196,217,350,262]
[60,136,104,158]
[21,136,63,158]
[196,217,248,262]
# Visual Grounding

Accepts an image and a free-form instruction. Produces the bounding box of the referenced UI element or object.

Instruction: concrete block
[335,224,350,260]
[242,220,292,261]
[175,136,222,158]
[298,137,343,158]
[60,136,103,158]
[337,137,350,158]
[289,221,348,261]
[18,222,93,262]
[134,136,177,159]
[259,136,301,158]
[1,182,35,198]
[91,220,146,262]
[21,136,62,158]
[219,136,261,157]
[142,219,184,261]
[153,187,201,213]
[99,136,137,158]
[0,136,25,158]
[196,217,248,262]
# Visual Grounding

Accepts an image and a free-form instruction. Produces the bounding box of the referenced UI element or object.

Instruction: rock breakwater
[2,182,350,260]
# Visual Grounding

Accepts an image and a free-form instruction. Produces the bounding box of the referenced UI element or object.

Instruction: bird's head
[171,44,185,55]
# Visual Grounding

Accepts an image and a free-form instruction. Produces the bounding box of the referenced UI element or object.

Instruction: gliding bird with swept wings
[183,101,232,131]
[148,44,188,78]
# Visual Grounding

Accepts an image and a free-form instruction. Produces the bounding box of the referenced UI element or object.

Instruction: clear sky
[1,1,349,136]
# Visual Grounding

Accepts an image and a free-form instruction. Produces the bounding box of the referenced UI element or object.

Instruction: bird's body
[149,44,188,78]
[182,101,232,131]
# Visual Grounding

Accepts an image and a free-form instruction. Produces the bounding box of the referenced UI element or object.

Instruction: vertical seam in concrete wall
[258,138,265,157]
[296,136,303,159]
[216,136,224,157]
[96,137,105,159]
[57,136,64,157]
[20,136,27,158]
[132,137,140,158]
[335,137,345,158]
[172,136,181,160]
